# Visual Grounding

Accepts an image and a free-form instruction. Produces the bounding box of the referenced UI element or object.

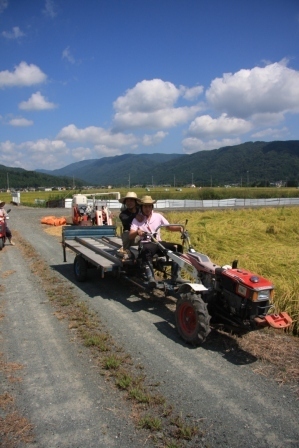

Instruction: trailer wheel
[175,293,211,346]
[74,255,88,282]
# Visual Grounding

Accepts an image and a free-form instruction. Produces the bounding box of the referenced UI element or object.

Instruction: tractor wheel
[74,255,88,282]
[175,293,211,346]
[0,238,3,250]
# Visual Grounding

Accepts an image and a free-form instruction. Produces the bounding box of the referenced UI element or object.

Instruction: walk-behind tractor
[62,221,292,346]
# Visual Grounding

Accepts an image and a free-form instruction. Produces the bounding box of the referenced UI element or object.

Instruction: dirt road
[1,206,298,447]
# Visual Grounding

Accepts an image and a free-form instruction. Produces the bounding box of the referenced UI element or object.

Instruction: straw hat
[0,201,5,208]
[138,195,156,205]
[119,191,140,204]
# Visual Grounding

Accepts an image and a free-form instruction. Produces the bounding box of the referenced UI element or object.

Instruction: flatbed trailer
[62,225,129,280]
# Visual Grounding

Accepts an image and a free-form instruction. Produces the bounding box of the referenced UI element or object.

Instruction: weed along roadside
[1,206,298,448]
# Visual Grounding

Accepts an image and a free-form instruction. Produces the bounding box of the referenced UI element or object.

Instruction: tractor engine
[215,266,274,329]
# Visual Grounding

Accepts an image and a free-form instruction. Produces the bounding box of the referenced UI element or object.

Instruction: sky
[0,0,299,172]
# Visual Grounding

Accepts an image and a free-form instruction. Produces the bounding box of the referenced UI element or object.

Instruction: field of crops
[2,186,299,206]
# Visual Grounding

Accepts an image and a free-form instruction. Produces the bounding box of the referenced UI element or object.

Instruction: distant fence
[63,197,299,209]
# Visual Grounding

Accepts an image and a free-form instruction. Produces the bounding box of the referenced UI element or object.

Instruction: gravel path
[1,206,298,448]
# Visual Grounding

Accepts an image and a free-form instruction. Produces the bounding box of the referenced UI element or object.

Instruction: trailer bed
[62,225,124,275]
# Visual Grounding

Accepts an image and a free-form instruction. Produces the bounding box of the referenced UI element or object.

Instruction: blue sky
[0,0,299,171]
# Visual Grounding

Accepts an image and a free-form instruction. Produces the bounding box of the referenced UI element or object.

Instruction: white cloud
[0,0,8,14]
[57,124,138,147]
[206,61,299,118]
[9,118,33,127]
[21,139,69,168]
[114,105,201,130]
[43,0,57,18]
[182,137,241,154]
[19,91,57,110]
[188,113,252,138]
[71,146,93,160]
[180,85,204,100]
[113,79,203,130]
[93,145,123,157]
[251,127,288,139]
[62,46,75,64]
[0,139,69,170]
[142,131,168,146]
[114,79,180,113]
[0,62,47,88]
[2,26,25,39]
[250,112,285,127]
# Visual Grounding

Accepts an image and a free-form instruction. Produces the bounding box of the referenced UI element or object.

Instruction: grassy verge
[0,304,34,447]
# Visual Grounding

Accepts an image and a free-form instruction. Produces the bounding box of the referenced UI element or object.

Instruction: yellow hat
[138,195,156,205]
[119,192,140,204]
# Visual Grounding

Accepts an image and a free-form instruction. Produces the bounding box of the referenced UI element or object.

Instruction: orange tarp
[41,216,67,226]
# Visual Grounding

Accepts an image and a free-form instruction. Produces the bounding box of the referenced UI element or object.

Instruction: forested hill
[1,140,299,189]
[0,165,84,190]
[37,153,184,186]
[37,141,299,187]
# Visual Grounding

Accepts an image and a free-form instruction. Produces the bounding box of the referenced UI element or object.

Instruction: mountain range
[1,140,299,189]
[37,140,299,187]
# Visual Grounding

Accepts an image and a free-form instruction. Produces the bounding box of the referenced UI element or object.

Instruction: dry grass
[237,330,299,386]
[0,354,34,447]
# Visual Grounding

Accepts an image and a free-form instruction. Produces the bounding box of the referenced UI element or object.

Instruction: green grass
[103,355,122,370]
[138,415,162,431]
[163,207,299,334]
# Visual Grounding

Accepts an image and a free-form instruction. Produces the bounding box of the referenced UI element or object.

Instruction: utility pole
[128,174,130,189]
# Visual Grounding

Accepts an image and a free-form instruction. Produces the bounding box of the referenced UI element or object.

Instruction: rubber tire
[74,255,88,282]
[0,238,3,250]
[175,293,211,346]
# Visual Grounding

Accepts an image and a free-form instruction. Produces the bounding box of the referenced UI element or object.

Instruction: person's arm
[129,219,146,240]
[159,215,183,233]
[166,225,183,232]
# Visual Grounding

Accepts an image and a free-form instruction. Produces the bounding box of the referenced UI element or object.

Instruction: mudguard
[178,283,209,294]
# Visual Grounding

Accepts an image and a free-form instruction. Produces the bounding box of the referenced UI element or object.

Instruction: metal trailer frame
[62,225,125,278]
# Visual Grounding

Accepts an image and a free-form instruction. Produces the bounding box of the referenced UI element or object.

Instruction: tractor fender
[178,283,209,294]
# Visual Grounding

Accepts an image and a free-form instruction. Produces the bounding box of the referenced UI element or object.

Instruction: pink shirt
[131,212,169,241]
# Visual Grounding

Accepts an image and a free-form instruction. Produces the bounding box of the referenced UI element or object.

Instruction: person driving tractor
[129,195,183,288]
